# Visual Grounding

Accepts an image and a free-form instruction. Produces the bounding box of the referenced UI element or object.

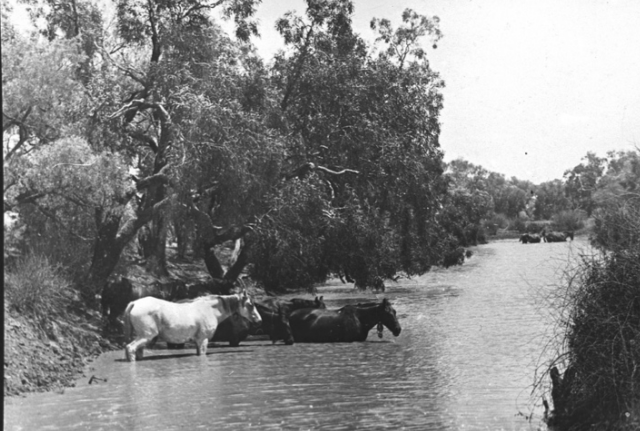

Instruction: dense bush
[545,195,640,430]
[481,213,509,235]
[4,253,74,325]
[551,209,586,233]
[510,217,527,233]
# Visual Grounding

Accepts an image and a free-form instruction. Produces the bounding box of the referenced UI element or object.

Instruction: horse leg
[125,337,150,362]
[196,337,208,356]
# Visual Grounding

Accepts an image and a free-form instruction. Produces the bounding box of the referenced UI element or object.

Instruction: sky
[7,0,640,184]
[239,0,640,183]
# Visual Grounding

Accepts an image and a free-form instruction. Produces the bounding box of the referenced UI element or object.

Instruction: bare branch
[127,129,158,152]
[109,99,170,123]
[315,165,360,176]
[97,43,147,86]
[135,164,173,190]
[284,162,359,180]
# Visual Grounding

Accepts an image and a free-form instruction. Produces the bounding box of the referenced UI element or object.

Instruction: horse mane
[212,293,250,314]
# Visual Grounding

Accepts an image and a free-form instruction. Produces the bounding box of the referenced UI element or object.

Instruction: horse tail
[123,302,135,343]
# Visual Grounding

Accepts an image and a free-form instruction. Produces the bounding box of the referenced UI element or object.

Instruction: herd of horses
[117,290,402,362]
[519,230,575,244]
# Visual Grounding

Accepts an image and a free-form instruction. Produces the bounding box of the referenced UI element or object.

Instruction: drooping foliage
[248,3,452,290]
[4,0,540,299]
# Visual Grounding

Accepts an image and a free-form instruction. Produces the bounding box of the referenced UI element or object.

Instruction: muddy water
[4,239,586,430]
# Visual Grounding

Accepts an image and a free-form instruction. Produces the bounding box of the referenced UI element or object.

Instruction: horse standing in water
[123,292,262,361]
[542,230,575,242]
[288,298,401,343]
[253,296,326,345]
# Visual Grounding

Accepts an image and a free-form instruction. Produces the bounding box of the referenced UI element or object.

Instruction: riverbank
[4,301,118,397]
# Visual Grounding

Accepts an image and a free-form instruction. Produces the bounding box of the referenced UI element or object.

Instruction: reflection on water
[4,239,586,430]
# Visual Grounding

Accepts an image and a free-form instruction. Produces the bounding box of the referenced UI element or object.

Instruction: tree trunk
[143,211,169,277]
[85,209,130,301]
[224,237,252,281]
[203,242,225,279]
[174,218,190,259]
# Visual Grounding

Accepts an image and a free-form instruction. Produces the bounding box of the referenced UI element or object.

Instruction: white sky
[245,0,640,183]
[7,0,640,184]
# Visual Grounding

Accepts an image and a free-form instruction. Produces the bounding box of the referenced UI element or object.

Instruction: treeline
[443,150,640,245]
[3,0,639,302]
[3,0,458,299]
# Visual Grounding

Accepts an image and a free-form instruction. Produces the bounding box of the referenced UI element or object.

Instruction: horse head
[378,298,401,337]
[238,292,262,328]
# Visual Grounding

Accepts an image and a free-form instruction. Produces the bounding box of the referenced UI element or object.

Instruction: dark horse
[519,233,542,243]
[542,230,574,242]
[253,296,326,345]
[288,298,401,343]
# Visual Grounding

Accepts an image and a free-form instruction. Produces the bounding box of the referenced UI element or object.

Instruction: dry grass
[4,253,74,325]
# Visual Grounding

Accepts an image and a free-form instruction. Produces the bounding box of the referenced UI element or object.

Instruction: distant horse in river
[288,298,401,343]
[123,292,262,361]
[519,233,542,243]
[542,230,574,242]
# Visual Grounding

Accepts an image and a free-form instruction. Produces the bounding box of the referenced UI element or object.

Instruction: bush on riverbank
[551,209,586,233]
[5,253,74,325]
[544,196,640,430]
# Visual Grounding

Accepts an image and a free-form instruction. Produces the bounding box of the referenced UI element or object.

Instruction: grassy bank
[4,253,120,396]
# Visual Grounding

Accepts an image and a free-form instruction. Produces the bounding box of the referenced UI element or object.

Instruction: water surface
[4,239,585,430]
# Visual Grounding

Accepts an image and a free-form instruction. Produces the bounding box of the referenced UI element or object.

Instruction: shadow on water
[5,239,586,430]
[113,349,259,362]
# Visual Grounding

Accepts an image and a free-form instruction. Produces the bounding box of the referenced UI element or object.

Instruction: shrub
[542,195,640,430]
[4,253,73,324]
[482,213,509,235]
[552,209,586,232]
[510,217,527,233]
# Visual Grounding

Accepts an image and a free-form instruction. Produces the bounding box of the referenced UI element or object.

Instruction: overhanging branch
[135,165,173,190]
[284,162,360,180]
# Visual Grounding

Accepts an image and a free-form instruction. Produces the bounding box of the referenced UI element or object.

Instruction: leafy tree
[592,150,640,205]
[534,179,569,220]
[18,0,104,82]
[2,34,88,161]
[4,137,131,285]
[94,0,265,280]
[252,3,450,289]
[564,152,606,216]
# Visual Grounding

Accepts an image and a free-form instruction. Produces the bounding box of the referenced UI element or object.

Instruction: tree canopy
[7,0,627,298]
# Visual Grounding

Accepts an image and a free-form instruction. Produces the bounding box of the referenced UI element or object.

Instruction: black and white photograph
[4,0,640,429]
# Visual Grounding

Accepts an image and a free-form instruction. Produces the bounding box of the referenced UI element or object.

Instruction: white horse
[123,292,262,361]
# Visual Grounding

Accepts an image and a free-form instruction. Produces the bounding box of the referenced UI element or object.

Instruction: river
[4,238,587,430]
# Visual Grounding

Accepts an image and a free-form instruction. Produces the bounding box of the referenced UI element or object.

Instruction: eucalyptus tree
[251,2,451,291]
[4,0,269,295]
[564,152,606,216]
[92,0,266,281]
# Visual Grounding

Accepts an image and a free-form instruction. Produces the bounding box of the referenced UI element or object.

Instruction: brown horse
[252,296,326,344]
[288,298,401,343]
[542,230,574,242]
